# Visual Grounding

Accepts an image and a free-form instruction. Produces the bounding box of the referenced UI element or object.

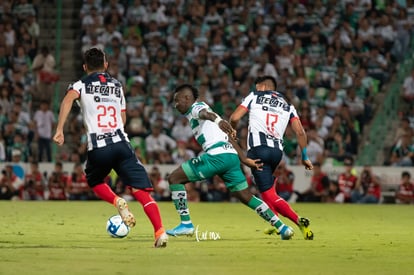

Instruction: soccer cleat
[298,217,314,240]
[154,228,168,248]
[115,197,136,228]
[264,227,277,235]
[279,225,294,240]
[264,225,294,240]
[166,223,195,236]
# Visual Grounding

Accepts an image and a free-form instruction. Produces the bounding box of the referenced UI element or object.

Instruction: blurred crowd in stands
[1,0,414,202]
[279,157,414,204]
[0,0,58,164]
[73,0,414,168]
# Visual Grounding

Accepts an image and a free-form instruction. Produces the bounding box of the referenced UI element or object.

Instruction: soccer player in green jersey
[166,84,294,240]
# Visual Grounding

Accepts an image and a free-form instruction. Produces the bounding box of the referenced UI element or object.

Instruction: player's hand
[53,131,65,146]
[218,120,235,137]
[243,158,263,171]
[230,128,237,140]
[302,159,313,170]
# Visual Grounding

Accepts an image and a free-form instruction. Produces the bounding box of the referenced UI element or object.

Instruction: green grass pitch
[0,201,412,275]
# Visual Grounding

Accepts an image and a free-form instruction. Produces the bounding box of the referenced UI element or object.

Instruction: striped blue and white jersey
[68,72,129,151]
[186,101,237,155]
[240,90,299,150]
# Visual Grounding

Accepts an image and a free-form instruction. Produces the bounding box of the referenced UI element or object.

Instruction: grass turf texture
[0,202,412,275]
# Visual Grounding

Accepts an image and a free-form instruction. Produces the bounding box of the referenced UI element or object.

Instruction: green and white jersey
[306,44,325,63]
[185,101,236,155]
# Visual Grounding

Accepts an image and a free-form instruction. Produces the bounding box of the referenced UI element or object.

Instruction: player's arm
[121,109,126,125]
[53,90,79,146]
[291,117,313,170]
[229,105,248,129]
[198,108,235,137]
[227,136,263,171]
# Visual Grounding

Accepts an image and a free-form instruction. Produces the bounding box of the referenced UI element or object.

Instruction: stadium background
[0,0,413,202]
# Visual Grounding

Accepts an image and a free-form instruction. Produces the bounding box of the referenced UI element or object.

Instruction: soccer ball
[106,215,130,238]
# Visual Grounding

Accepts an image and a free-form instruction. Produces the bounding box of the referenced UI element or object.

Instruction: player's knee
[234,189,252,204]
[167,167,188,184]
[167,171,177,184]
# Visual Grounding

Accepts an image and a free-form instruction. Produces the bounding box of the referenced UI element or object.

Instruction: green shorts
[181,152,248,192]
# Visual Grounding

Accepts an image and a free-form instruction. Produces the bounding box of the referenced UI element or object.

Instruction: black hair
[402,171,411,178]
[254,75,277,90]
[174,84,199,99]
[83,48,106,71]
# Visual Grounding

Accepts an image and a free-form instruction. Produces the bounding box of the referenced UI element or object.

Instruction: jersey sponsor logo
[256,95,290,111]
[94,96,117,103]
[265,134,279,141]
[223,143,233,150]
[96,131,118,140]
[85,84,121,97]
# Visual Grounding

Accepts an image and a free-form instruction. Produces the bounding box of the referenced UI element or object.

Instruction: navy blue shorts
[85,141,152,190]
[247,145,283,193]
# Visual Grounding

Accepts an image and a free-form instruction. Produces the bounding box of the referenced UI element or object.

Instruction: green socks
[247,195,284,231]
[170,184,192,224]
[170,185,284,231]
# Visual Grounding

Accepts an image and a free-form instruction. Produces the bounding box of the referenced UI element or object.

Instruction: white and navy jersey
[240,90,299,150]
[186,101,237,155]
[68,72,129,151]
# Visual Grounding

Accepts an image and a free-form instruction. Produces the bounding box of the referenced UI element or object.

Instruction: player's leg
[131,187,168,247]
[166,164,195,236]
[261,186,298,225]
[92,182,134,227]
[259,178,314,239]
[231,187,294,240]
[247,145,281,215]
[249,146,314,240]
[167,154,219,236]
[261,185,313,239]
[115,142,167,247]
[221,153,294,240]
[85,148,136,228]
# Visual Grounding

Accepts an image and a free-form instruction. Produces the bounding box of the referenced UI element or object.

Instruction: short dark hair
[254,75,277,90]
[174,84,199,99]
[83,48,106,71]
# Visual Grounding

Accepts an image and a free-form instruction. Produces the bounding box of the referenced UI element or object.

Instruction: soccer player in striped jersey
[53,48,168,248]
[166,84,294,240]
[230,75,314,240]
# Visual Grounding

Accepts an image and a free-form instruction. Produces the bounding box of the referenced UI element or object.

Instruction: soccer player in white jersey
[230,75,314,240]
[53,48,168,248]
[166,84,294,240]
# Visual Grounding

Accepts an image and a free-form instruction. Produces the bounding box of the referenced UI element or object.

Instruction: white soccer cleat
[115,197,136,228]
[154,231,168,248]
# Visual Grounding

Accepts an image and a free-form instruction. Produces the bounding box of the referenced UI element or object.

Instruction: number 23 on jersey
[97,105,117,128]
